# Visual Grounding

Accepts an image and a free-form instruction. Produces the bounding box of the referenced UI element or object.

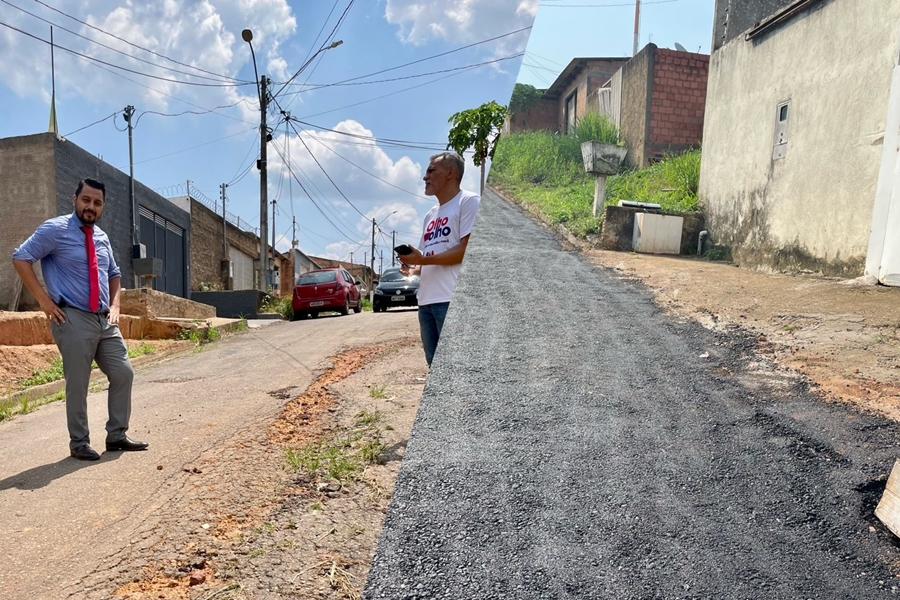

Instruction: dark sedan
[373,268,419,312]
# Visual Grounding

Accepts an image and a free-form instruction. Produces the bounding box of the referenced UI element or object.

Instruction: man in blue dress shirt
[12,178,149,461]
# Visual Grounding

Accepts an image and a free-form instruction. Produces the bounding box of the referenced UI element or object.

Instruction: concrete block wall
[619,47,654,168]
[647,49,709,162]
[54,137,191,293]
[0,134,57,310]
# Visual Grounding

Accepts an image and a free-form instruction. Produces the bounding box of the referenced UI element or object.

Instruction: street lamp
[243,30,342,292]
[243,28,271,292]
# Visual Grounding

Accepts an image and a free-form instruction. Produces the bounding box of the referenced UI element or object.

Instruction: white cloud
[0,0,296,113]
[266,119,432,261]
[384,0,536,61]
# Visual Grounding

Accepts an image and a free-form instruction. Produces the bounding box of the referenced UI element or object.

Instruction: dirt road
[0,310,425,600]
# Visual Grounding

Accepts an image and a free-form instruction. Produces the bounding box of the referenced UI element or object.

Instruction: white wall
[698,0,900,276]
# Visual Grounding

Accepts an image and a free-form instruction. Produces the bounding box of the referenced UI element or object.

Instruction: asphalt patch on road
[363,189,900,599]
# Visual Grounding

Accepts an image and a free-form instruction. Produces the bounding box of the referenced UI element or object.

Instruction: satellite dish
[674,42,688,52]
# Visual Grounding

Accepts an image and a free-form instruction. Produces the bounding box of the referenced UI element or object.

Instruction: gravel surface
[363,188,900,599]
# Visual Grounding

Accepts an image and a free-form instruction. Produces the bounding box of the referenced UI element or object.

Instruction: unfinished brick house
[503,57,629,135]
[597,43,709,167]
[504,45,709,168]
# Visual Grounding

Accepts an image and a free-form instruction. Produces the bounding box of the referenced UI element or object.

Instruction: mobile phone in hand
[394,244,413,256]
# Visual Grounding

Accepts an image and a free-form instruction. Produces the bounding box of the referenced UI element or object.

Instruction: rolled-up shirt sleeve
[12,221,58,263]
[106,243,121,280]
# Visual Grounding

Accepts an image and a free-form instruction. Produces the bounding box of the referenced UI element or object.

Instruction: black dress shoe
[71,445,101,461]
[105,436,149,452]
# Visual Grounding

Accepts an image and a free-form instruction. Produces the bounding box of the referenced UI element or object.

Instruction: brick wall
[505,97,557,133]
[647,49,709,162]
[0,133,57,309]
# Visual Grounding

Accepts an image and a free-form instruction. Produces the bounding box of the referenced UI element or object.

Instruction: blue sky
[0,0,536,270]
[519,0,714,88]
[0,0,715,272]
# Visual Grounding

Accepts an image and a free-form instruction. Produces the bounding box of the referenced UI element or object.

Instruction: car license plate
[310,301,325,307]
[391,295,405,302]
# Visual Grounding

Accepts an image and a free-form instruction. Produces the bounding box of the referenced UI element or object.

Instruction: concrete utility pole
[271,197,277,289]
[259,74,269,291]
[633,0,641,57]
[123,105,137,246]
[291,216,298,283]
[220,183,228,259]
[391,230,396,266]
[370,218,376,303]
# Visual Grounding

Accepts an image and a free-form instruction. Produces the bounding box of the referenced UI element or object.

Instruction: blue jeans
[418,302,450,366]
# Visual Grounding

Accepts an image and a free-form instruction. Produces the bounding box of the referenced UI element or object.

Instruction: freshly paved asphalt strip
[363,188,900,599]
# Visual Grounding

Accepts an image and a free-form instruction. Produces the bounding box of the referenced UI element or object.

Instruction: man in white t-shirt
[399,152,480,366]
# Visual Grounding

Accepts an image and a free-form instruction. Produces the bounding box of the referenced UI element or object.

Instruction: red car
[292,267,362,320]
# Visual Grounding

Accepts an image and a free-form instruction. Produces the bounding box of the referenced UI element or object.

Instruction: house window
[565,91,577,134]
[773,100,790,160]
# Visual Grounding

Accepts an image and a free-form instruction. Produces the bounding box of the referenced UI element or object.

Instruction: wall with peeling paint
[699,0,900,277]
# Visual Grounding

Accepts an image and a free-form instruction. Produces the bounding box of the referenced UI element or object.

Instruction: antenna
[674,42,688,52]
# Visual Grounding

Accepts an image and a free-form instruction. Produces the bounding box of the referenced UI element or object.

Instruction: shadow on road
[0,452,121,491]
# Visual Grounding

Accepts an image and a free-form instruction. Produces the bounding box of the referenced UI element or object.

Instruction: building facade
[698,0,900,279]
[2,133,191,310]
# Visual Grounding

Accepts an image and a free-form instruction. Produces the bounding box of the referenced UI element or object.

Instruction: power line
[122,126,256,168]
[278,0,352,115]
[300,130,429,200]
[227,136,259,186]
[1,0,244,84]
[294,67,478,120]
[61,111,120,137]
[297,53,524,91]
[304,25,531,88]
[539,0,678,6]
[269,142,362,244]
[133,99,258,128]
[30,0,250,82]
[0,20,253,88]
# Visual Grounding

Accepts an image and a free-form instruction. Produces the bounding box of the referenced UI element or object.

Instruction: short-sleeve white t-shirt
[416,189,481,306]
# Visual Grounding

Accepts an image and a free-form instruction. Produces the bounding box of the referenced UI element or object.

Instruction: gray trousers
[50,306,135,450]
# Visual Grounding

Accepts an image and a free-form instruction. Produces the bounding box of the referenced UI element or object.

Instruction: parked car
[292,267,362,320]
[373,267,420,312]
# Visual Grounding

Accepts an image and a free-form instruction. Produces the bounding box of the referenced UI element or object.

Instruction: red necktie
[81,226,100,313]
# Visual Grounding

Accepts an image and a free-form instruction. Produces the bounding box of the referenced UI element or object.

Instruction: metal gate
[229,246,254,290]
[139,206,186,297]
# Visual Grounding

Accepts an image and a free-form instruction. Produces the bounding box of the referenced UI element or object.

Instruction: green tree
[508,83,543,116]
[447,100,508,194]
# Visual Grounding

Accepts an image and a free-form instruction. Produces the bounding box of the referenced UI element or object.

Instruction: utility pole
[123,105,140,290]
[391,230,396,266]
[258,75,269,292]
[220,183,228,259]
[124,105,137,246]
[370,218,376,303]
[291,216,298,283]
[633,0,641,57]
[271,197,277,292]
[221,183,231,290]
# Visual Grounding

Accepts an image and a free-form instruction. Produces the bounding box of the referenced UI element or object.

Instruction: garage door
[229,246,254,290]
[139,206,186,297]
